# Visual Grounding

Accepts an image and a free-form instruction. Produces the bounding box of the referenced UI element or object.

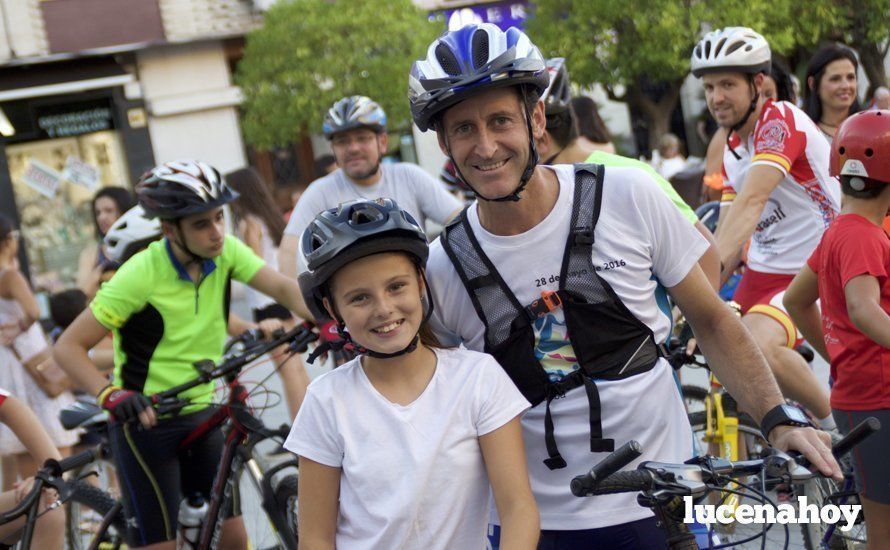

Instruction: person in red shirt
[785,110,890,542]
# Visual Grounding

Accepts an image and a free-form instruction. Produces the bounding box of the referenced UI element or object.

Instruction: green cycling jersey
[91,234,264,410]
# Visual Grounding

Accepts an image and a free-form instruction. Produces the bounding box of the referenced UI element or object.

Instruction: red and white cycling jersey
[722,99,841,274]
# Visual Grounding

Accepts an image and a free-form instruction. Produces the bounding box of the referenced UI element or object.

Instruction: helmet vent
[865,148,874,157]
[694,44,702,58]
[725,40,745,55]
[839,146,846,155]
[703,40,711,58]
[714,38,727,57]
[435,43,461,76]
[471,30,490,70]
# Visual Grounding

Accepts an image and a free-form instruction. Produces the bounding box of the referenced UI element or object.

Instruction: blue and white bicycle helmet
[322,95,387,138]
[409,23,548,202]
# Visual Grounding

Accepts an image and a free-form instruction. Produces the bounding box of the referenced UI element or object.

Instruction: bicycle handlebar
[152,324,318,404]
[570,441,642,497]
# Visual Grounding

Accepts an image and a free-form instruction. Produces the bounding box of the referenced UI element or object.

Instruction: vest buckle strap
[524,290,563,321]
[571,229,594,246]
[543,456,568,470]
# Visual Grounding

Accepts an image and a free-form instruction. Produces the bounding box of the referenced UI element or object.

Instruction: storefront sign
[442,1,529,31]
[21,160,62,198]
[36,106,113,138]
[64,156,101,191]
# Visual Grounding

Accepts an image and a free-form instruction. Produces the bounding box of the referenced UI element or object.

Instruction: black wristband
[760,404,812,440]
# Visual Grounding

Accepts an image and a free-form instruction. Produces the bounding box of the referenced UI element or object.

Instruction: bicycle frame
[180,380,297,550]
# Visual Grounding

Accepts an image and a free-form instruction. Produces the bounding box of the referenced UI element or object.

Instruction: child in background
[784,110,890,543]
[287,199,539,549]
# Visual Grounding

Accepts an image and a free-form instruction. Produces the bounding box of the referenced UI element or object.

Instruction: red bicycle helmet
[831,110,890,184]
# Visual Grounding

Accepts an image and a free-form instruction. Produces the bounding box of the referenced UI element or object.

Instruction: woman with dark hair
[76,186,133,298]
[804,44,861,141]
[570,95,616,154]
[226,167,308,418]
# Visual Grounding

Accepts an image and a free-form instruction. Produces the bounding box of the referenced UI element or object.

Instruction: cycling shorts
[734,269,802,349]
[109,408,237,546]
[833,408,890,504]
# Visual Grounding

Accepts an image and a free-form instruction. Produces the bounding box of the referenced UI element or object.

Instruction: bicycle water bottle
[177,494,207,549]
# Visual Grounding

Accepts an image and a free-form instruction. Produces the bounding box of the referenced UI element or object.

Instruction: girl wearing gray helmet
[285,198,539,549]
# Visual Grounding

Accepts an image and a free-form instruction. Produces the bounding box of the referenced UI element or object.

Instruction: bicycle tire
[65,479,127,550]
[800,476,866,550]
[681,385,708,414]
[273,475,299,544]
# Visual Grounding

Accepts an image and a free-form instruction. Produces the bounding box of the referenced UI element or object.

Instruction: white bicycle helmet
[103,205,162,264]
[691,27,771,78]
[136,160,238,220]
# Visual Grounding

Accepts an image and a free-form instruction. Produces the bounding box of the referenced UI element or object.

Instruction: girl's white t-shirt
[284,347,530,550]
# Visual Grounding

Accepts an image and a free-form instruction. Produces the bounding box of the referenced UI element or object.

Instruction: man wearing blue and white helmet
[279,95,461,285]
[413,23,839,548]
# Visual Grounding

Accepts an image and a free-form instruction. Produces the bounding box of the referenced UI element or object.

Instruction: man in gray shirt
[279,95,462,278]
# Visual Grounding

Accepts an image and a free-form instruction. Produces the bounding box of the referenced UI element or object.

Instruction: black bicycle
[0,449,126,550]
[571,417,880,549]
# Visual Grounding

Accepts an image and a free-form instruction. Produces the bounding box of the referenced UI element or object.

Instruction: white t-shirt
[426,164,707,530]
[284,347,529,550]
[722,99,840,274]
[284,163,462,273]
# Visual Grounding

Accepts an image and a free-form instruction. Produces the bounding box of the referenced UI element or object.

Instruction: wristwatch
[760,404,813,439]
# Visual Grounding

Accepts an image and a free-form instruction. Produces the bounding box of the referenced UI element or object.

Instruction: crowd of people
[0,19,887,550]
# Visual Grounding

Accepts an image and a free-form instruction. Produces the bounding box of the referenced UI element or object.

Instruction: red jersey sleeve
[806,239,822,273]
[751,101,805,175]
[0,387,9,407]
[836,224,890,288]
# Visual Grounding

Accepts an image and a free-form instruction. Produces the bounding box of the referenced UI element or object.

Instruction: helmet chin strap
[726,77,760,161]
[334,272,436,360]
[171,222,208,266]
[443,88,539,203]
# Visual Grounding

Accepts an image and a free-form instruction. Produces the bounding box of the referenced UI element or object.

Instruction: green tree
[527,0,831,150]
[236,0,441,149]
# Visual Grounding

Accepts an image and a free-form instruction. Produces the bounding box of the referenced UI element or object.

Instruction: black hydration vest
[440,164,667,470]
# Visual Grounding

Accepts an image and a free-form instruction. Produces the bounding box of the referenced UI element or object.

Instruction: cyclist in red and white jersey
[692,27,840,429]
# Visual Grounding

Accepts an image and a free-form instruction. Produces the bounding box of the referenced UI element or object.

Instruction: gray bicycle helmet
[542,57,571,117]
[136,160,239,220]
[323,96,387,138]
[299,198,429,320]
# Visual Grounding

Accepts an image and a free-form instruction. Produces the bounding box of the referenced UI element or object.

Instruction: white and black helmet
[103,205,162,264]
[323,96,387,138]
[409,23,548,132]
[136,160,238,220]
[542,58,571,117]
[691,27,771,78]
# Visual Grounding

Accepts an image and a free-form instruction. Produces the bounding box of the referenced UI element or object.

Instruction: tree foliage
[236,0,441,148]
[525,0,875,147]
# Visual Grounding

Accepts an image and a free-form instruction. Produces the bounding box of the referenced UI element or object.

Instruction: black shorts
[252,302,292,323]
[833,407,890,504]
[108,408,236,546]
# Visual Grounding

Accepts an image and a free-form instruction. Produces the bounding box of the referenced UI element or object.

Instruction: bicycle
[570,417,880,549]
[119,324,316,549]
[59,399,125,550]
[0,449,126,550]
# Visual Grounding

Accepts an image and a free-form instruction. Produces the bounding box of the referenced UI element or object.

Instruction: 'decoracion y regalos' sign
[34,99,115,139]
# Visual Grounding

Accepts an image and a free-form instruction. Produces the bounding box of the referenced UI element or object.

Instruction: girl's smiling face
[324,252,425,355]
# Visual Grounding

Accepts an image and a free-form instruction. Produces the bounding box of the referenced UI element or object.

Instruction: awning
[0,57,134,103]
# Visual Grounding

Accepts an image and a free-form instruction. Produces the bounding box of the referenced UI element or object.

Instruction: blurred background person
[227,167,309,418]
[652,133,688,180]
[870,86,890,110]
[76,186,134,299]
[0,215,76,491]
[570,95,616,154]
[804,43,861,142]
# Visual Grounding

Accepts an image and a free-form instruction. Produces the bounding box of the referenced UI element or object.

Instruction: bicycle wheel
[65,479,127,550]
[800,476,867,550]
[681,384,708,415]
[273,475,298,544]
[233,465,297,549]
[688,412,789,547]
